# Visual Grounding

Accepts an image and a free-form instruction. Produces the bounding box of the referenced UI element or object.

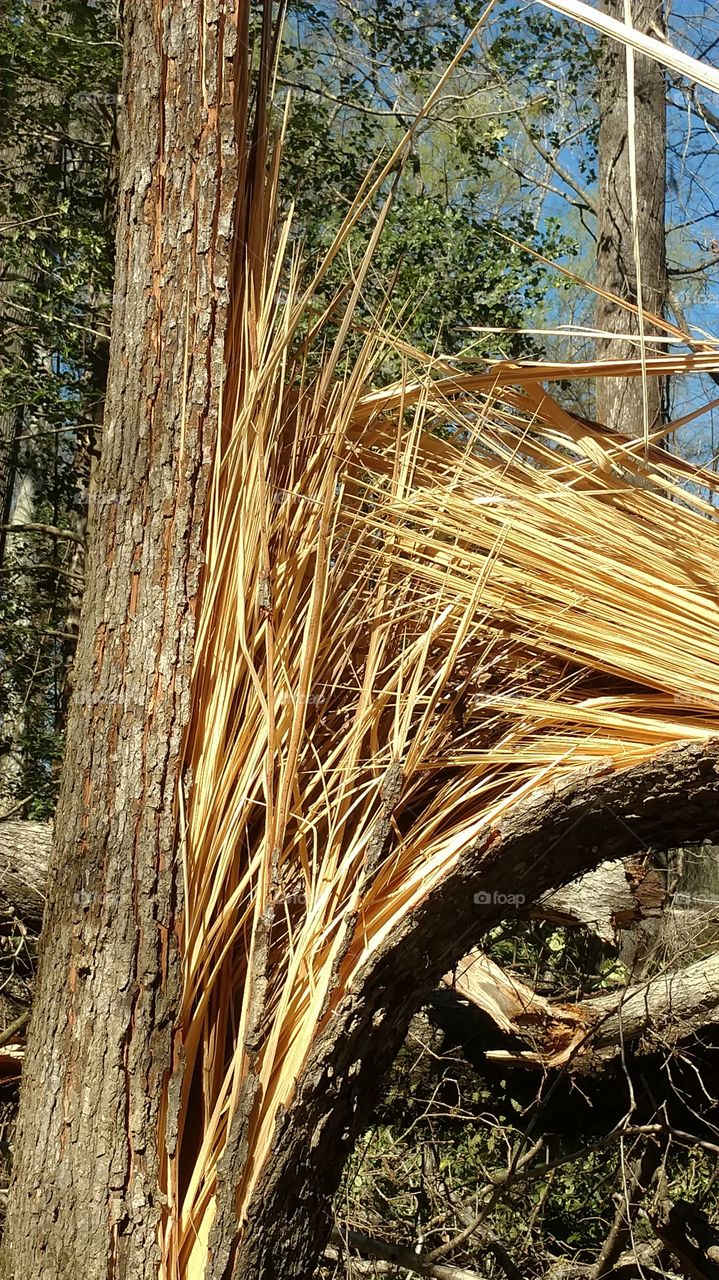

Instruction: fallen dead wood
[584,952,719,1050]
[329,1226,491,1280]
[536,857,666,943]
[445,950,719,1067]
[0,819,713,1079]
[650,1201,719,1280]
[444,952,591,1065]
[0,823,49,1071]
[0,822,49,924]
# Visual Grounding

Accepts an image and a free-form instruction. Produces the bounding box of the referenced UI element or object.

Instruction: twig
[1,523,84,544]
[0,1010,30,1049]
[591,1137,663,1279]
[668,293,719,389]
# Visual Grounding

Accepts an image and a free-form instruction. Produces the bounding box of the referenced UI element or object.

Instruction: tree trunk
[595,0,667,435]
[0,0,239,1272]
[60,291,111,712]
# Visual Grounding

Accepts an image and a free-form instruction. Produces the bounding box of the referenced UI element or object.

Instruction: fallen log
[445,950,719,1067]
[0,821,49,924]
[536,856,666,942]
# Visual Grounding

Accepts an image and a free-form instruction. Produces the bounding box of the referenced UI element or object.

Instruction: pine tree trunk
[0,0,239,1272]
[595,0,667,435]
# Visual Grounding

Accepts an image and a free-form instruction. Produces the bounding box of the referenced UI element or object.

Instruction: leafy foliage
[279,0,577,358]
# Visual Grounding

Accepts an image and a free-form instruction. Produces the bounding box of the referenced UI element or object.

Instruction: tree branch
[668,293,719,390]
[330,1226,489,1280]
[516,117,597,213]
[0,522,84,544]
[592,1140,664,1279]
[537,856,665,942]
[445,948,719,1068]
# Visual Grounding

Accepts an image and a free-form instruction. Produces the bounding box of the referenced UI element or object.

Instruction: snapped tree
[3,3,719,1280]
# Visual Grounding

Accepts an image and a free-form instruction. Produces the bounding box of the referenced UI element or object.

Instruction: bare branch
[1,522,84,544]
[330,1226,489,1280]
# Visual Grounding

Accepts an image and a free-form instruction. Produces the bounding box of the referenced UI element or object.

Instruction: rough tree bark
[536,855,666,943]
[595,0,668,435]
[0,0,240,1272]
[2,5,718,1280]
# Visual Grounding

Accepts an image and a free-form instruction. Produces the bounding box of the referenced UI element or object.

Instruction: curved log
[227,739,719,1279]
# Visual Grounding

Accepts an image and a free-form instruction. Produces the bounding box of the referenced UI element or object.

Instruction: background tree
[278,0,575,358]
[595,0,668,437]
